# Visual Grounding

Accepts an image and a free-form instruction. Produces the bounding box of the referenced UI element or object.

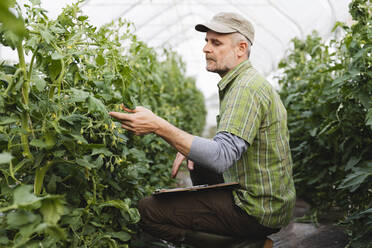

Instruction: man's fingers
[121,123,135,132]
[120,120,134,128]
[171,153,185,178]
[109,111,132,121]
[171,162,181,178]
[171,156,182,178]
[121,104,136,113]
[187,160,194,170]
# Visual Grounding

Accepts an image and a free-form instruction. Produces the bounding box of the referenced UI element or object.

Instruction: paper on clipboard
[153,182,240,196]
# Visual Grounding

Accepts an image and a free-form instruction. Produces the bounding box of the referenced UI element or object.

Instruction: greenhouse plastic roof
[0,0,350,96]
[2,0,352,99]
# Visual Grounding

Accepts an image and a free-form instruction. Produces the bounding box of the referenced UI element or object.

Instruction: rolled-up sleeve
[187,131,248,173]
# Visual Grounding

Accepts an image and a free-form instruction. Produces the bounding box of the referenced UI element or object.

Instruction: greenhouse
[0,0,371,247]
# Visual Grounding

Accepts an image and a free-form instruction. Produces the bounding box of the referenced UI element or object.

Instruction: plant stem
[49,85,56,99]
[17,43,33,160]
[57,59,65,96]
[17,44,29,106]
[27,46,39,81]
[20,113,33,159]
[75,42,100,46]
[34,160,54,195]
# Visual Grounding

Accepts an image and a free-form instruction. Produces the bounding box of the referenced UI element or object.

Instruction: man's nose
[203,43,211,53]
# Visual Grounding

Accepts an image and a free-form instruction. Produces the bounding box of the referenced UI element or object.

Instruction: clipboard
[153,182,240,196]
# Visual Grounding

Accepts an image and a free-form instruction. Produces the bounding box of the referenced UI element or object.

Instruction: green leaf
[122,89,135,110]
[32,74,47,92]
[30,134,56,150]
[0,116,18,125]
[356,92,371,109]
[30,138,48,148]
[92,147,113,156]
[366,108,372,128]
[0,236,9,245]
[99,199,129,210]
[18,222,44,242]
[108,231,131,242]
[44,132,56,148]
[46,225,67,240]
[6,210,39,228]
[87,95,107,115]
[127,207,140,223]
[93,156,103,169]
[51,51,64,60]
[13,158,31,175]
[13,185,41,208]
[47,174,60,192]
[0,152,13,164]
[359,208,372,215]
[70,88,89,102]
[77,15,88,22]
[60,113,87,124]
[70,133,88,144]
[0,0,26,39]
[345,156,361,170]
[53,150,65,158]
[96,54,105,66]
[40,29,54,44]
[0,95,4,113]
[76,156,95,169]
[338,171,370,192]
[30,0,41,5]
[40,197,65,225]
[48,59,62,80]
[309,128,317,137]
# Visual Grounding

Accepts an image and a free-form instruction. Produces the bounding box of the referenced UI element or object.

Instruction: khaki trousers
[138,165,279,244]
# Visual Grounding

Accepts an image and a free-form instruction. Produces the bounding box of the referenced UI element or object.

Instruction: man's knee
[138,196,166,223]
[138,196,152,220]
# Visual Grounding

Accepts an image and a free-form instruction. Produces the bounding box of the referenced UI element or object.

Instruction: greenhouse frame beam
[326,0,337,25]
[251,41,277,74]
[225,0,286,49]
[113,0,146,22]
[267,0,304,39]
[81,0,91,7]
[146,12,193,41]
[136,2,184,32]
[159,26,194,47]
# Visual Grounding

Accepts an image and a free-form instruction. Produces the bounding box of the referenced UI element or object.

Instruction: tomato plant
[278,0,371,246]
[0,1,206,247]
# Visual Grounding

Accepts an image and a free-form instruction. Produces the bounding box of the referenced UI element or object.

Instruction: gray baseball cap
[195,12,255,45]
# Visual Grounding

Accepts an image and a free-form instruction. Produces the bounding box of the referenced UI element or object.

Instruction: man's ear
[236,41,248,58]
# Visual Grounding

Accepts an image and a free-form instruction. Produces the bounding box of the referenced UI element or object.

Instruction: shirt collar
[217,60,252,92]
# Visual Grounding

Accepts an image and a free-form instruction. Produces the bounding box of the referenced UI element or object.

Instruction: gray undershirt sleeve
[187,131,249,174]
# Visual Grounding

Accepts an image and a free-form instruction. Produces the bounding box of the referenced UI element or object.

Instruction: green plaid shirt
[217,60,296,228]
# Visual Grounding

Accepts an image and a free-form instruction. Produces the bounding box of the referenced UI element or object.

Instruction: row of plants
[277,0,371,246]
[0,0,206,247]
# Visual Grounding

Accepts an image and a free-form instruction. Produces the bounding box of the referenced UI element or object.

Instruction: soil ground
[175,170,349,248]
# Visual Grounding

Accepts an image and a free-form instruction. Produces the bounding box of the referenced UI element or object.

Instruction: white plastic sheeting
[80,0,352,96]
[1,0,352,127]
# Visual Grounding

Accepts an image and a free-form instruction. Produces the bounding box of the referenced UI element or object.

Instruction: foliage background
[0,1,206,247]
[277,0,371,246]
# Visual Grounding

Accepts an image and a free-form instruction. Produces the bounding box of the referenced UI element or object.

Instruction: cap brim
[195,22,236,34]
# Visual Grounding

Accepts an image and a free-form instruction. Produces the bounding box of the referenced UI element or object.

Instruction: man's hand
[109,104,194,160]
[171,152,194,178]
[109,105,161,135]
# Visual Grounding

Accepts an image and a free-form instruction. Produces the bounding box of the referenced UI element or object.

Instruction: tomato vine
[0,1,206,247]
[278,0,371,246]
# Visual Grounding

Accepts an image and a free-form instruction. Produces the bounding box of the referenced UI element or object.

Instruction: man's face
[203,30,238,77]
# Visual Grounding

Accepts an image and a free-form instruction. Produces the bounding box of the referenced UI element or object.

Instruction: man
[109,12,295,248]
